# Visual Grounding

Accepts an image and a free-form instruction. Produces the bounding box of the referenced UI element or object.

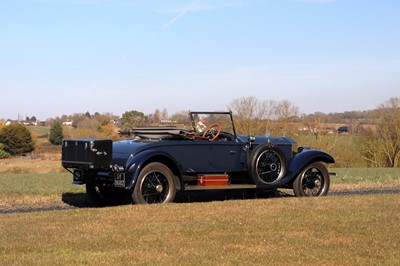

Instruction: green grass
[0,169,399,265]
[0,173,84,207]
[332,168,400,183]
[330,168,400,190]
[0,173,71,196]
[29,126,50,137]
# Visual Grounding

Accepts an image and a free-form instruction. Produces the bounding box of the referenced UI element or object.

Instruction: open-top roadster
[62,111,335,205]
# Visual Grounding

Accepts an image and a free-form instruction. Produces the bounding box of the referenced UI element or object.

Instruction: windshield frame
[189,111,237,137]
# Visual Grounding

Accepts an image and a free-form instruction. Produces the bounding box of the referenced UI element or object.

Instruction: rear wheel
[132,162,176,204]
[293,162,330,197]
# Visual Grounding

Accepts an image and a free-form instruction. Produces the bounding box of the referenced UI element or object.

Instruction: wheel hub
[270,163,277,172]
[155,184,164,193]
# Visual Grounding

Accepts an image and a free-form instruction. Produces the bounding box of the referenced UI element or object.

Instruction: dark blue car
[62,111,335,205]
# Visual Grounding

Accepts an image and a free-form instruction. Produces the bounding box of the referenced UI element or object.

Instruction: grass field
[1,195,399,265]
[0,167,399,265]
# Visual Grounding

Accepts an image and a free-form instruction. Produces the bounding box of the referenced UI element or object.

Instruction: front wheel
[293,162,330,197]
[132,162,176,204]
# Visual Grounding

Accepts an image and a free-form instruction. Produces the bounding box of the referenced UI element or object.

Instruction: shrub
[0,143,10,159]
[49,122,64,145]
[0,124,35,155]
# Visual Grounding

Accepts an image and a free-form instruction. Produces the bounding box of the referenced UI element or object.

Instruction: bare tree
[153,109,161,125]
[274,99,299,121]
[273,99,300,136]
[377,97,400,167]
[361,97,400,167]
[161,108,169,122]
[227,96,276,135]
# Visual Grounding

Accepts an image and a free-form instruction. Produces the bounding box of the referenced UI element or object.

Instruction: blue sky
[1,0,399,120]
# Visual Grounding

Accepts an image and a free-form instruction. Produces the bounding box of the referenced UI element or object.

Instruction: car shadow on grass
[61,187,400,209]
[61,189,292,208]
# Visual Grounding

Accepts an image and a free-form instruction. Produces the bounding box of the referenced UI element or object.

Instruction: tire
[248,143,287,185]
[293,162,330,197]
[86,183,128,206]
[132,162,176,204]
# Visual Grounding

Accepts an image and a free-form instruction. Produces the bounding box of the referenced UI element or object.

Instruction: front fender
[285,150,335,182]
[124,149,182,190]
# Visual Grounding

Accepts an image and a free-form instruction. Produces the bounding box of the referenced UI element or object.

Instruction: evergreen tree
[0,124,35,155]
[49,122,64,145]
[0,143,10,159]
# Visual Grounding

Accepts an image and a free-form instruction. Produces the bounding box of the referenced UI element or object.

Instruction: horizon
[1,0,399,120]
[0,101,391,122]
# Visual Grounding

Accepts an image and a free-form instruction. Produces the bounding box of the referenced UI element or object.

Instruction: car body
[62,111,335,205]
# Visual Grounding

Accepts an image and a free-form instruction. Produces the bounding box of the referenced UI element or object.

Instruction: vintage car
[62,111,335,205]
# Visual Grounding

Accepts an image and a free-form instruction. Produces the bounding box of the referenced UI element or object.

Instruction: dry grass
[0,156,64,174]
[0,159,399,265]
[1,195,399,265]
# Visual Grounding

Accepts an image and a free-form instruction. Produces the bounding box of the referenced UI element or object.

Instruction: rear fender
[285,150,335,182]
[124,150,183,190]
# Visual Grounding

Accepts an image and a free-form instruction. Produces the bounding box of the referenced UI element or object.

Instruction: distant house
[63,120,73,126]
[4,119,37,126]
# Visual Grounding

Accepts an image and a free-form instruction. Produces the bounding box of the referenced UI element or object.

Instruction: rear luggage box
[197,174,229,186]
[62,138,112,170]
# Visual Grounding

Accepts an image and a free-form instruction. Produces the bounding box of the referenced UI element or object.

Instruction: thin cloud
[161,0,245,30]
[162,1,199,30]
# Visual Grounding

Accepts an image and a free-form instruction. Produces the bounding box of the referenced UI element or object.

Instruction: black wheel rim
[256,150,283,183]
[140,171,170,203]
[301,167,325,196]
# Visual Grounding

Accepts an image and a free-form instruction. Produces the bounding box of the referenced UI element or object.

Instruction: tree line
[0,96,399,167]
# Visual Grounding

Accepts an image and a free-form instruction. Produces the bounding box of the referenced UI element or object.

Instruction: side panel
[156,141,213,173]
[208,142,247,172]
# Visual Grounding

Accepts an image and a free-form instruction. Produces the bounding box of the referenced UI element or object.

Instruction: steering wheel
[202,124,222,141]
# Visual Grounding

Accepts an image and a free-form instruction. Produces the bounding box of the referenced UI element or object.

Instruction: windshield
[189,112,236,135]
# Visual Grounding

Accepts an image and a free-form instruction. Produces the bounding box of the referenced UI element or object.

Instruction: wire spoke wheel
[256,149,283,183]
[141,171,170,203]
[133,162,176,204]
[249,144,286,185]
[293,162,330,197]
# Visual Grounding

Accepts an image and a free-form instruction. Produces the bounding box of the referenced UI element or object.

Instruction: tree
[0,143,10,159]
[361,97,400,167]
[120,110,147,131]
[228,96,275,135]
[228,96,300,136]
[274,99,300,137]
[49,122,64,145]
[0,124,35,155]
[153,109,161,125]
[375,97,400,167]
[161,108,169,122]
